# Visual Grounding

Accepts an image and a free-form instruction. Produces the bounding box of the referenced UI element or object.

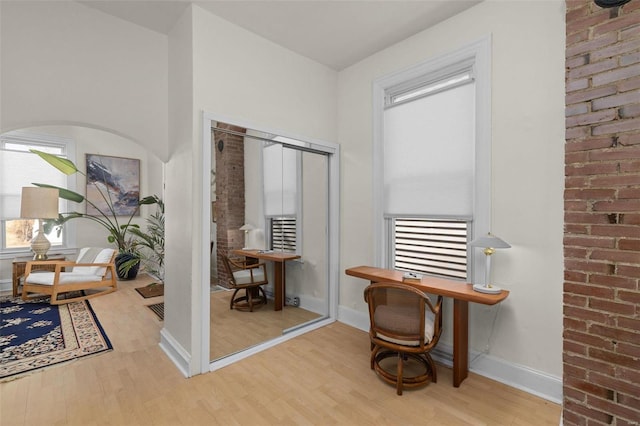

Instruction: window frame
[372,36,492,285]
[0,131,77,259]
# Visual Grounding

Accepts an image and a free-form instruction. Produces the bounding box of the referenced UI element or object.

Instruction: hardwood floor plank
[0,274,561,425]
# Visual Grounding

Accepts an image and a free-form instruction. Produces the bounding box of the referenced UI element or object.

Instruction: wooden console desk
[232,249,300,311]
[345,265,509,387]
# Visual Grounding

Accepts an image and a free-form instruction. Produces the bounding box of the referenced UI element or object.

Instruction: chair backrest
[73,247,116,276]
[364,281,442,349]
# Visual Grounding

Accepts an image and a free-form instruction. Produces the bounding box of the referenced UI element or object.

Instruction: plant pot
[115,252,140,280]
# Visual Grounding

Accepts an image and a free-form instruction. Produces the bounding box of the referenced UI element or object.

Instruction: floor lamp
[20,187,59,260]
[470,232,511,294]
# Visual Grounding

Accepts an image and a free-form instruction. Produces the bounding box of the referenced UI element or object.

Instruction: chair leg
[246,289,254,312]
[425,353,437,383]
[230,289,241,309]
[396,352,404,396]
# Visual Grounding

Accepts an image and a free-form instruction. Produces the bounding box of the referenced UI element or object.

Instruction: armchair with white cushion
[22,247,117,305]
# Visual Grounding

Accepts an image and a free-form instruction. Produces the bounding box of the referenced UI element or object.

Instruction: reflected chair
[221,253,268,312]
[22,247,117,305]
[364,281,443,395]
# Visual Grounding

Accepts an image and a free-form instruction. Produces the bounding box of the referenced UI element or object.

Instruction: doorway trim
[200,111,340,374]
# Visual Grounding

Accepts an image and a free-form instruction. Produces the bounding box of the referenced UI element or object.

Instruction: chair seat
[233,268,266,285]
[374,305,435,346]
[22,247,117,305]
[25,272,105,285]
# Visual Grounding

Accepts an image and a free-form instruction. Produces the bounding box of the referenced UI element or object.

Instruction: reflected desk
[232,249,301,311]
[345,265,509,387]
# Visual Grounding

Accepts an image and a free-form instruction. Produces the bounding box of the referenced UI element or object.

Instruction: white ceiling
[78,1,481,70]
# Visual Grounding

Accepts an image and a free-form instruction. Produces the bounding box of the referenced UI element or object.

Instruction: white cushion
[26,272,104,286]
[233,268,265,285]
[73,248,115,276]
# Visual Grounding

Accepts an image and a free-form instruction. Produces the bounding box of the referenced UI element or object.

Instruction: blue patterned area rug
[0,296,112,381]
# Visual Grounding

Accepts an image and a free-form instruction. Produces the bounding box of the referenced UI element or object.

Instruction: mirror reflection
[209,122,329,362]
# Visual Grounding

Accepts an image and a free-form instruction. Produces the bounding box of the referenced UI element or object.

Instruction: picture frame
[85,154,140,216]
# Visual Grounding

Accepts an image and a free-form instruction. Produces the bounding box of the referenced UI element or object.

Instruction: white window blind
[392,218,468,280]
[383,81,475,217]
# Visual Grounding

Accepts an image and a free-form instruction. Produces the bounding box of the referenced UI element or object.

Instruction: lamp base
[473,283,502,294]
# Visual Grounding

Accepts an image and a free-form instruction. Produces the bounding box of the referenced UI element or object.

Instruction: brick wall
[214,124,246,287]
[564,0,640,424]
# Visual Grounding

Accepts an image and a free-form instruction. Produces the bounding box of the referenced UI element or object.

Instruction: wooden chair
[221,253,268,312]
[22,247,117,305]
[364,281,443,395]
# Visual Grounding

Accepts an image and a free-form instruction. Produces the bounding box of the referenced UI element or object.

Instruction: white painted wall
[338,0,565,384]
[0,1,169,161]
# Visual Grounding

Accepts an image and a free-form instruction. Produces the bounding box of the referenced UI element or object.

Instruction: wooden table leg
[453,299,469,387]
[274,261,284,311]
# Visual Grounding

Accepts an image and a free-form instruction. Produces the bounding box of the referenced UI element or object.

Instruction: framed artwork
[86,154,140,216]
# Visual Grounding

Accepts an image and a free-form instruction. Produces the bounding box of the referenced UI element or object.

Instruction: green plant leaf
[33,183,85,203]
[139,196,158,205]
[30,149,78,175]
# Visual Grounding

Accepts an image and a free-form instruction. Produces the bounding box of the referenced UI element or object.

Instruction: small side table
[12,255,66,297]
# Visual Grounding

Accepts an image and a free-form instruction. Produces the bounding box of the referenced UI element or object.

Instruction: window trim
[372,36,492,285]
[0,130,77,258]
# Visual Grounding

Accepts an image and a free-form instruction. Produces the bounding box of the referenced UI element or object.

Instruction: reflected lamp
[20,187,59,260]
[470,232,511,294]
[239,223,255,249]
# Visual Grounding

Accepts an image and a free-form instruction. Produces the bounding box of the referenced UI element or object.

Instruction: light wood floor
[1,274,561,425]
[210,289,322,360]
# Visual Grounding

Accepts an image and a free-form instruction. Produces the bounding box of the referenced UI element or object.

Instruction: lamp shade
[20,187,59,219]
[470,233,511,249]
[239,224,255,232]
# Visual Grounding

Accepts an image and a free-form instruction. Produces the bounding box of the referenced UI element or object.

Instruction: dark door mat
[135,283,164,298]
[147,302,164,321]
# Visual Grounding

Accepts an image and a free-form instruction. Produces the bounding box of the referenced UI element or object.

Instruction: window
[0,131,75,255]
[373,37,491,283]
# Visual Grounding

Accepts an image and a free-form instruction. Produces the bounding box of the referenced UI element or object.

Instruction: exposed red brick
[592,117,640,136]
[590,249,640,263]
[566,85,618,105]
[589,145,640,160]
[565,316,589,333]
[617,290,640,305]
[566,281,616,298]
[617,264,640,278]
[589,298,635,316]
[589,372,640,401]
[565,2,640,423]
[585,394,640,423]
[591,89,640,110]
[591,224,640,238]
[589,274,637,289]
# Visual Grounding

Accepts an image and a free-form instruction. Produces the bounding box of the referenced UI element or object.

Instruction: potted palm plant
[31,149,158,280]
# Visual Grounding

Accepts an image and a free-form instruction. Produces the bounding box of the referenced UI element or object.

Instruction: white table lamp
[470,232,511,294]
[20,187,59,260]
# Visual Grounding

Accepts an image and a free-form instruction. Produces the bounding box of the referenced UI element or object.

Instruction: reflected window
[263,142,301,253]
[270,216,296,253]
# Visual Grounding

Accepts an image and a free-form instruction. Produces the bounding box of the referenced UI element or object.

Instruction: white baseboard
[0,279,12,294]
[337,306,562,404]
[159,328,191,378]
